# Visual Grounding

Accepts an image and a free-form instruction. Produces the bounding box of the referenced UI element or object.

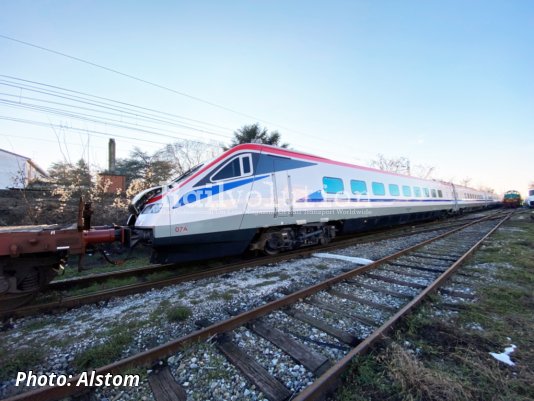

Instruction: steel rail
[48,211,492,290]
[4,210,510,401]
[6,210,504,319]
[292,211,513,401]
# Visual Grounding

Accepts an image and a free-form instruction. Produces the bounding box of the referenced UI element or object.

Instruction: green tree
[224,123,288,150]
[47,159,92,188]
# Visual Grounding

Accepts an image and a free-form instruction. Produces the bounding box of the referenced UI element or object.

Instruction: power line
[0,35,329,142]
[0,132,106,150]
[0,115,222,149]
[0,78,233,139]
[0,97,229,143]
[0,75,234,133]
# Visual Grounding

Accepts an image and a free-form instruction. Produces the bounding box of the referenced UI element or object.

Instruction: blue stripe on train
[296,193,481,203]
[297,198,458,203]
[173,174,269,208]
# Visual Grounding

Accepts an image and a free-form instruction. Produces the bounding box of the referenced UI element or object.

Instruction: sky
[0,0,532,196]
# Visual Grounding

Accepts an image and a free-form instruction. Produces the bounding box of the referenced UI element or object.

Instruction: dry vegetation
[335,210,534,401]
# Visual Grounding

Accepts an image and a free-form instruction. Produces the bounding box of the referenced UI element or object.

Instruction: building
[0,148,48,189]
[97,139,126,193]
[97,173,126,194]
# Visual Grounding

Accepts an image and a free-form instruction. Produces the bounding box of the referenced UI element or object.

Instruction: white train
[526,188,534,208]
[128,144,499,263]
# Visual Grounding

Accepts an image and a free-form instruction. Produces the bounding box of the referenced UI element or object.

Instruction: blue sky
[0,1,532,195]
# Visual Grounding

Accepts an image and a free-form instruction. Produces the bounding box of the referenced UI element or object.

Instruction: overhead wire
[0,98,229,143]
[0,132,106,150]
[0,115,222,149]
[0,37,375,164]
[0,79,233,140]
[0,75,234,133]
[0,35,340,145]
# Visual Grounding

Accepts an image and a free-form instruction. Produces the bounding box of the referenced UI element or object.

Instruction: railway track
[3,210,497,319]
[4,210,512,401]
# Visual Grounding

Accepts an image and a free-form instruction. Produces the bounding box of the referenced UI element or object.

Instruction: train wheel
[263,232,285,255]
[0,255,63,314]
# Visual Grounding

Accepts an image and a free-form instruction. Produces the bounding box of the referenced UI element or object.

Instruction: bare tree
[160,140,222,178]
[410,164,435,179]
[10,166,43,224]
[477,186,495,193]
[370,154,411,175]
[459,177,472,187]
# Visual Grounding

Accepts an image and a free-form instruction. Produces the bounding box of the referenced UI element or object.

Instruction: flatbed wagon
[0,202,128,312]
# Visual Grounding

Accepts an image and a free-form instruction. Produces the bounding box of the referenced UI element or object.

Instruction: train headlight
[141,203,163,214]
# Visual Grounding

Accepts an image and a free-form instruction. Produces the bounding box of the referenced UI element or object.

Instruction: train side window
[431,189,437,198]
[372,182,385,196]
[438,190,443,198]
[402,185,412,197]
[211,157,241,181]
[389,184,400,196]
[414,187,421,197]
[423,188,430,197]
[211,155,253,182]
[241,155,252,175]
[323,177,344,194]
[350,180,367,195]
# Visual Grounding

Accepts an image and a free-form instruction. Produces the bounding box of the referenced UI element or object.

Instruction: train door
[272,158,294,217]
[451,183,459,212]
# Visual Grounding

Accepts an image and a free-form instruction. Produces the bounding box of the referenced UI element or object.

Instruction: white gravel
[0,215,503,399]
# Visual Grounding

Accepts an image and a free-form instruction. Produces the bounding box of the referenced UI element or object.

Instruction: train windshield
[170,163,203,185]
[530,190,534,196]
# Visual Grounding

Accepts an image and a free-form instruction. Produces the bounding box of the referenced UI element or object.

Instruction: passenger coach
[128,144,498,263]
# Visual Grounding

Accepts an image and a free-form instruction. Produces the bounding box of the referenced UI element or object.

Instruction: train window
[211,158,241,181]
[323,177,344,194]
[402,185,412,197]
[431,189,437,198]
[438,190,443,198]
[211,155,253,182]
[241,155,252,175]
[350,180,367,195]
[414,187,421,197]
[389,184,400,196]
[423,188,430,197]
[372,182,385,196]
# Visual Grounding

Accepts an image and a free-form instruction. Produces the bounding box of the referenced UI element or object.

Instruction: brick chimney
[108,139,116,173]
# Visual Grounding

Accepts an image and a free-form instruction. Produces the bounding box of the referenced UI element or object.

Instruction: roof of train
[158,144,492,200]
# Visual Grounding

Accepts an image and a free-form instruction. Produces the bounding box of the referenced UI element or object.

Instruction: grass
[67,276,138,296]
[20,318,53,333]
[145,270,175,282]
[166,306,192,322]
[207,288,239,301]
[0,347,46,381]
[335,211,534,401]
[261,271,291,280]
[253,279,278,287]
[149,299,192,322]
[59,248,151,280]
[73,330,132,370]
